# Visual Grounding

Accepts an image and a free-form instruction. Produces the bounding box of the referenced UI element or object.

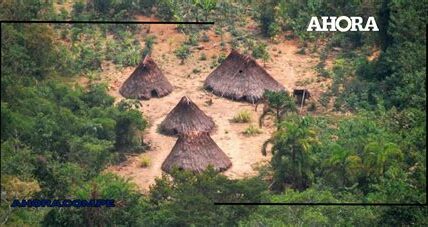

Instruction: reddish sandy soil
[97,15,328,192]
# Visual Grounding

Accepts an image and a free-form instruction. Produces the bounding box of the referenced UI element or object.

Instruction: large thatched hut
[159,96,215,135]
[204,50,285,103]
[119,55,173,100]
[161,132,232,173]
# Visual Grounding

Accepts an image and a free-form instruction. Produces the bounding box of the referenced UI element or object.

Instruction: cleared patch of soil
[104,15,326,192]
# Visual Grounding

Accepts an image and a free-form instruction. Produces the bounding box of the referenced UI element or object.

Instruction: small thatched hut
[159,96,215,135]
[204,50,285,103]
[161,132,232,173]
[293,88,311,106]
[119,55,173,100]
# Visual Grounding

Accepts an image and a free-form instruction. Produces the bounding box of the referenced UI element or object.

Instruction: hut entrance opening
[293,89,311,111]
[151,89,159,97]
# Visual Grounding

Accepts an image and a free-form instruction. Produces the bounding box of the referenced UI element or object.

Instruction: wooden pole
[300,90,306,113]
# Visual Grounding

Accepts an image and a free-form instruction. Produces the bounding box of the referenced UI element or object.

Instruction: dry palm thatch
[119,55,173,100]
[204,50,285,103]
[161,132,232,173]
[159,96,215,135]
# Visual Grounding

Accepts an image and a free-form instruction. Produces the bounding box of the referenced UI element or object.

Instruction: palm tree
[363,140,403,177]
[264,116,319,191]
[258,90,297,129]
[324,144,363,188]
[194,0,216,21]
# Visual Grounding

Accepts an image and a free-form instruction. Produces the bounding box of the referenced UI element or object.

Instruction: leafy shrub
[139,155,151,168]
[268,22,280,38]
[42,173,144,226]
[199,52,207,60]
[142,35,156,57]
[210,59,219,69]
[175,44,191,64]
[185,34,199,46]
[143,168,266,226]
[316,62,331,78]
[231,38,240,49]
[218,53,227,63]
[319,92,331,108]
[252,43,269,60]
[215,26,222,35]
[232,110,252,123]
[243,125,262,136]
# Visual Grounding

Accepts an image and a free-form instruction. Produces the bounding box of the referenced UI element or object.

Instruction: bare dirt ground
[102,16,326,192]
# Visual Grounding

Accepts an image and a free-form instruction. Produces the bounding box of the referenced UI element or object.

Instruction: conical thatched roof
[161,132,232,173]
[159,96,215,135]
[119,55,173,100]
[204,50,285,103]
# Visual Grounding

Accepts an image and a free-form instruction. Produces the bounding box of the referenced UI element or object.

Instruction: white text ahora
[307,16,379,32]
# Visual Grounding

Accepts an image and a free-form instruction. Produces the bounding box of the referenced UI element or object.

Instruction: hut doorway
[151,89,159,97]
[293,89,311,111]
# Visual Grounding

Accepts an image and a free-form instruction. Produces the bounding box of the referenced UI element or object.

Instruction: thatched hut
[161,132,232,173]
[293,88,311,106]
[119,55,173,100]
[159,96,215,135]
[204,50,285,103]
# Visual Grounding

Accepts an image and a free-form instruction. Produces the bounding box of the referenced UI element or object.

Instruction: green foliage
[199,52,207,60]
[142,168,266,226]
[259,90,297,128]
[111,34,142,67]
[377,0,426,110]
[174,44,191,64]
[251,42,269,60]
[114,105,147,151]
[243,125,262,136]
[139,155,151,168]
[195,0,216,21]
[142,35,156,57]
[240,188,378,226]
[0,1,426,226]
[42,173,145,226]
[257,0,278,37]
[268,115,318,190]
[0,9,146,223]
[86,0,137,19]
[217,52,226,63]
[1,82,146,198]
[302,0,427,112]
[0,140,37,180]
[268,21,281,38]
[155,0,243,35]
[185,33,199,46]
[232,110,252,123]
[1,24,70,89]
[0,0,55,20]
[267,110,426,206]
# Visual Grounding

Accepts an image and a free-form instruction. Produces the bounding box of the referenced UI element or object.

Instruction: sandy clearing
[103,16,326,192]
